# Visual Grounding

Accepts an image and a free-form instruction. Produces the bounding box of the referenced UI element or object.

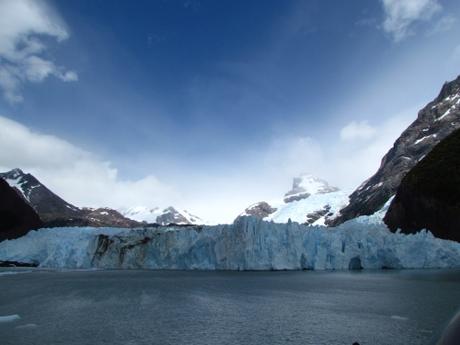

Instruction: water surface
[0,269,459,345]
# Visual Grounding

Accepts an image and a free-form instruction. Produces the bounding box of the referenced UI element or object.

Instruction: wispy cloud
[340,121,376,141]
[0,0,77,104]
[427,15,457,35]
[381,0,442,41]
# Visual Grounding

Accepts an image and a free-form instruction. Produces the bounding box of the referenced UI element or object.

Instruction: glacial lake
[0,269,459,345]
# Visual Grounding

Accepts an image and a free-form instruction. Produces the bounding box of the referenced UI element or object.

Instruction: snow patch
[267,190,350,225]
[4,177,28,200]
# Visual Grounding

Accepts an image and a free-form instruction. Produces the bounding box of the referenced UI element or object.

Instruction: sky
[1,0,460,223]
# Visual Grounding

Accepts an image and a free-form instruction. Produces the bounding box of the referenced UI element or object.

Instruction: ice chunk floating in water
[0,217,459,270]
[0,315,21,323]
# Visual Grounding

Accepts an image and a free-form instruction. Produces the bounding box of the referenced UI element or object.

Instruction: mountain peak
[120,205,205,225]
[9,168,25,177]
[283,174,339,203]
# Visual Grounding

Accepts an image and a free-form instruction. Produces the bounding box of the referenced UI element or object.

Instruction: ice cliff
[0,216,459,270]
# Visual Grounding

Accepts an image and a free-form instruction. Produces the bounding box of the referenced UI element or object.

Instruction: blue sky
[1,0,460,222]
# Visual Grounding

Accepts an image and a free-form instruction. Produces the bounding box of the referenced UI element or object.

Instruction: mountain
[0,169,139,228]
[243,202,278,219]
[330,75,460,226]
[121,206,205,225]
[384,128,460,242]
[283,175,339,203]
[240,174,349,225]
[0,168,80,223]
[0,178,43,241]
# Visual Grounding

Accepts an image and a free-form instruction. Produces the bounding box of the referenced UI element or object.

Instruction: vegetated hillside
[384,128,460,242]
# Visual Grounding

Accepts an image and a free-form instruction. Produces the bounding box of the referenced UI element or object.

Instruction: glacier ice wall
[0,216,459,270]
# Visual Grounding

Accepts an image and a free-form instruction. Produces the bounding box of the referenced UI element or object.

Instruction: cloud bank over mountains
[0,112,414,223]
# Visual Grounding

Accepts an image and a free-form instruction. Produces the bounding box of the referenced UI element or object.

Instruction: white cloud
[381,0,442,41]
[0,110,416,224]
[256,109,415,192]
[0,116,177,209]
[0,0,77,104]
[427,15,457,35]
[340,121,376,141]
[329,111,415,189]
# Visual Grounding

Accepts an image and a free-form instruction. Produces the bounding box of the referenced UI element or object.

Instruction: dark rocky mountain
[0,169,139,228]
[242,202,277,219]
[0,168,80,223]
[43,207,139,228]
[0,178,43,241]
[81,208,139,227]
[384,128,460,242]
[330,75,460,226]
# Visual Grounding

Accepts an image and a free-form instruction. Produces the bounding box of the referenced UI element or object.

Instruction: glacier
[0,216,459,270]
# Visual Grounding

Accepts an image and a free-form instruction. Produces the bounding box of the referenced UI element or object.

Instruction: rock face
[306,205,331,225]
[0,169,139,228]
[0,178,42,241]
[384,128,460,242]
[121,206,205,225]
[1,216,459,270]
[42,207,140,228]
[332,75,460,225]
[241,202,277,219]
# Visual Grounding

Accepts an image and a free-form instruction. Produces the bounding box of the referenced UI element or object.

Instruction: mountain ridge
[330,75,460,225]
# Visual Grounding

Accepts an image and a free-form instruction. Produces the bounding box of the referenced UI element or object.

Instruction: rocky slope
[331,75,460,225]
[0,178,42,241]
[121,206,205,225]
[243,202,278,219]
[0,169,139,228]
[384,128,460,242]
[240,174,349,225]
[0,169,80,223]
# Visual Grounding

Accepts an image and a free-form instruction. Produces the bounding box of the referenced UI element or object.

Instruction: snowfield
[0,215,459,270]
[266,189,349,225]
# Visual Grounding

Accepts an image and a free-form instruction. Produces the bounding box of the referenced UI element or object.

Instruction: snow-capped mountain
[0,168,81,222]
[121,206,205,225]
[0,168,138,228]
[331,75,460,226]
[241,174,349,225]
[283,175,339,203]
